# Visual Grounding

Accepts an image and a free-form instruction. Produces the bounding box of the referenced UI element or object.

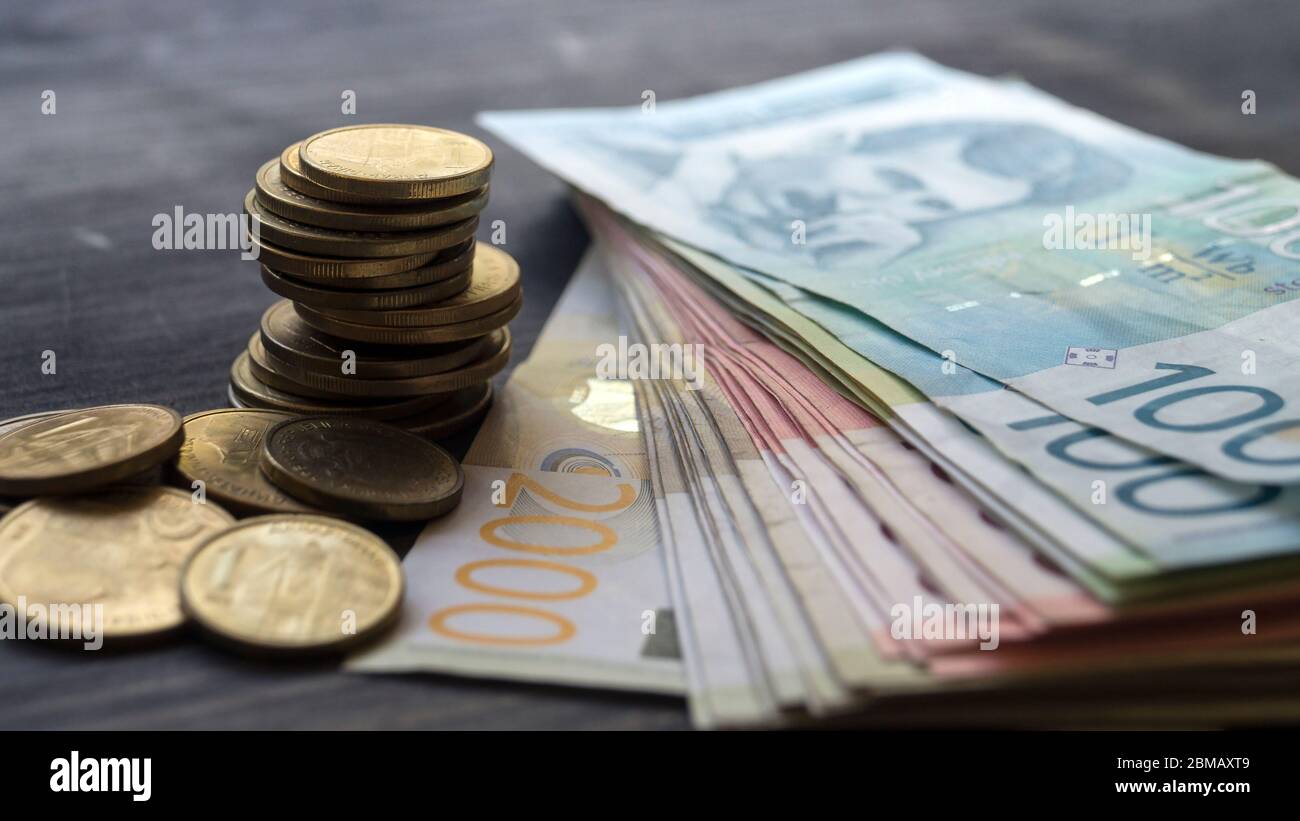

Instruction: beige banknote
[348,251,684,696]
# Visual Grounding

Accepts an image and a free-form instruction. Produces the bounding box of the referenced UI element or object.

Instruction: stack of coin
[232,124,517,440]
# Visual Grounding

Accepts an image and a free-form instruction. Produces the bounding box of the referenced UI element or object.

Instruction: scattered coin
[260,416,465,521]
[0,404,184,496]
[0,408,81,509]
[260,261,472,309]
[255,158,489,231]
[299,124,494,200]
[0,409,168,508]
[229,350,453,420]
[392,383,494,440]
[0,486,234,639]
[172,409,317,516]
[310,244,521,326]
[258,300,498,379]
[0,409,79,436]
[295,293,522,344]
[245,189,478,258]
[180,514,403,653]
[249,328,510,397]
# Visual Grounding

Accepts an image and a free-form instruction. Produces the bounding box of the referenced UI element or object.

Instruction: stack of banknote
[351,53,1300,727]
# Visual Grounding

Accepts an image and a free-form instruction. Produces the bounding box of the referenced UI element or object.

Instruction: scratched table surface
[1,0,1298,729]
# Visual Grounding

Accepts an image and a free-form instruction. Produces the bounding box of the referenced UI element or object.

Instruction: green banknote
[480,52,1300,485]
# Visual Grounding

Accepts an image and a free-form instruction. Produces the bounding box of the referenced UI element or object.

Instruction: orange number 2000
[428,472,636,646]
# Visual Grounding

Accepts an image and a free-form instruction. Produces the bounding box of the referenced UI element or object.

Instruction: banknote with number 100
[480,52,1300,485]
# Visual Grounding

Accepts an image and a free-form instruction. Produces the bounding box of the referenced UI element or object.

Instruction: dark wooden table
[1,0,1296,729]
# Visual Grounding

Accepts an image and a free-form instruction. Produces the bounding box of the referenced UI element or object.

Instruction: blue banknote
[481,52,1300,484]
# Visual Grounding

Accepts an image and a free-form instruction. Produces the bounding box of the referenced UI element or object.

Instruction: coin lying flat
[279,142,389,204]
[312,244,521,326]
[0,404,184,495]
[247,335,448,401]
[296,293,522,345]
[0,408,81,509]
[259,300,498,379]
[284,239,475,290]
[246,190,478,259]
[246,335,359,400]
[260,262,471,310]
[299,124,494,200]
[0,487,235,639]
[0,409,80,435]
[251,327,510,398]
[180,514,403,653]
[256,158,489,232]
[229,350,452,420]
[250,234,435,280]
[260,416,464,521]
[173,409,317,516]
[392,383,494,440]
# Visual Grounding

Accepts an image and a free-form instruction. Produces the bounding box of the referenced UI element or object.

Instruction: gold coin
[0,404,183,495]
[259,300,498,379]
[251,327,510,398]
[173,409,317,516]
[256,158,489,231]
[299,124,493,200]
[247,334,444,401]
[279,142,390,204]
[312,244,520,326]
[243,340,454,405]
[393,383,494,440]
[261,416,464,521]
[180,514,403,653]
[0,409,80,435]
[246,189,478,258]
[295,293,522,344]
[244,335,354,399]
[0,409,163,495]
[260,262,471,310]
[0,409,82,509]
[229,350,452,420]
[0,487,235,639]
[284,239,475,290]
[250,234,435,279]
